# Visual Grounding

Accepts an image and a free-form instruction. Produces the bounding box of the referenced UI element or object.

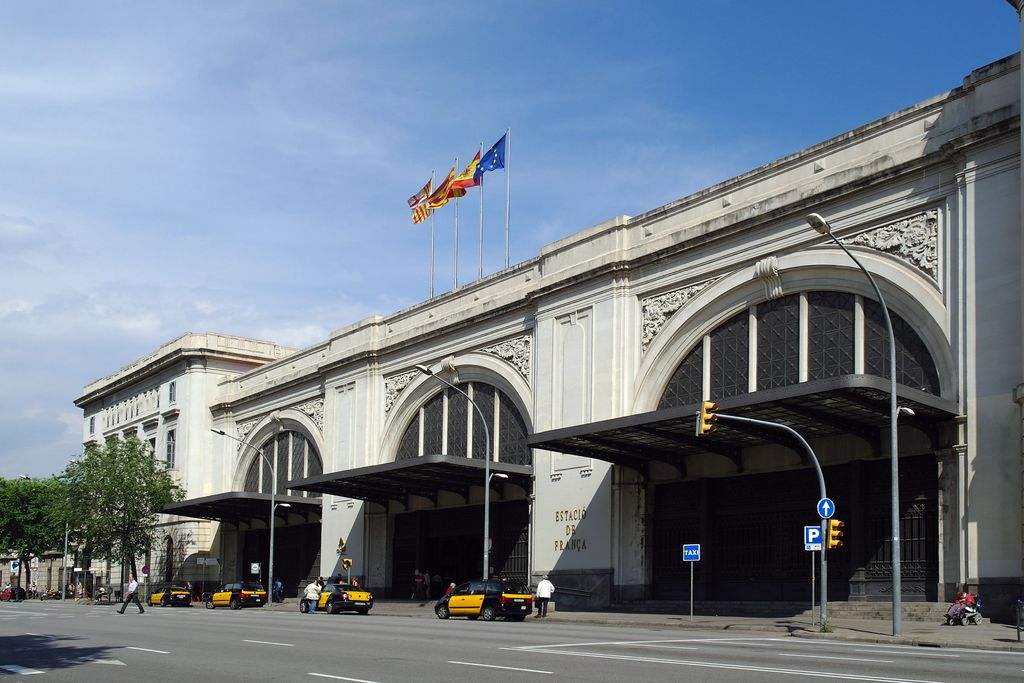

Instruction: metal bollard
[1017,598,1022,642]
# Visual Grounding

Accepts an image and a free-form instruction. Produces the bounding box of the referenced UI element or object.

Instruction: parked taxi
[434,579,532,621]
[300,582,373,615]
[203,582,266,609]
[148,585,192,607]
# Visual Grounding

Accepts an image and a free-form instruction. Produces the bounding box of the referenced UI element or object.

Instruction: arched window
[243,430,322,497]
[396,382,530,466]
[659,291,940,409]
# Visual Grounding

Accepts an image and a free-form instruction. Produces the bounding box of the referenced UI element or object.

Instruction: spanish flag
[451,150,482,191]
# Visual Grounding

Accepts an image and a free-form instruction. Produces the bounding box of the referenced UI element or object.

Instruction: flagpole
[429,169,436,298]
[504,127,511,269]
[453,157,459,290]
[477,142,484,279]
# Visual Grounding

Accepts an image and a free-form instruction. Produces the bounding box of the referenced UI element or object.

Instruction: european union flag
[474,132,507,179]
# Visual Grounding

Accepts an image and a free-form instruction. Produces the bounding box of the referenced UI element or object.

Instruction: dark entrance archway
[651,454,938,602]
[391,501,529,599]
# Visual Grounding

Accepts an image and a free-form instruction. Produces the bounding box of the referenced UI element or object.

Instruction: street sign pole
[689,561,694,622]
[811,551,816,627]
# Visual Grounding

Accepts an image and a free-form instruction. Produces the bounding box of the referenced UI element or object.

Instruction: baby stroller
[944,594,983,625]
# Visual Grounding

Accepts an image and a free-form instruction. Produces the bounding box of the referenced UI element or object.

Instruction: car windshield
[241,583,264,592]
[167,586,188,592]
[503,581,530,594]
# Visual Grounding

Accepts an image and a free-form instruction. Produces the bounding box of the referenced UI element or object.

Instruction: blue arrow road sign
[817,497,836,519]
[683,544,701,562]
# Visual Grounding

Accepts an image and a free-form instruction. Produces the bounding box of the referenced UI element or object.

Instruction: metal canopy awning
[163,491,322,523]
[288,454,534,507]
[528,374,959,478]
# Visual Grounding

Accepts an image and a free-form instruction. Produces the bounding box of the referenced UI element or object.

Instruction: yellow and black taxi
[435,579,532,621]
[203,582,267,609]
[148,585,192,607]
[300,582,374,615]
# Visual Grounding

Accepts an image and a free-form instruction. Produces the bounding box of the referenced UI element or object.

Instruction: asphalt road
[1,601,1023,682]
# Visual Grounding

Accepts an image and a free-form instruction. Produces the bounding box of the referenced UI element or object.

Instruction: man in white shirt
[117,575,145,614]
[535,575,554,618]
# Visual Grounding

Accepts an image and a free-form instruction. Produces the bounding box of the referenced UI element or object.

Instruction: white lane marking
[0,665,44,675]
[449,661,553,675]
[243,639,293,647]
[780,653,894,663]
[528,648,944,683]
[854,649,960,658]
[126,646,170,654]
[509,636,786,650]
[615,643,699,651]
[308,674,380,683]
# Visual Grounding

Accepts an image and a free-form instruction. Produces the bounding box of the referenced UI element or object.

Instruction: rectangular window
[168,381,177,404]
[166,430,176,468]
[89,416,95,434]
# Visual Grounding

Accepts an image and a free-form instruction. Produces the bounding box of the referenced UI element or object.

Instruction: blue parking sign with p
[804,525,822,550]
[683,544,701,562]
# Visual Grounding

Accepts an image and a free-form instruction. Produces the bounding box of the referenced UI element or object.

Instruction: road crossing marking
[243,639,293,647]
[449,661,553,675]
[308,674,380,682]
[0,665,44,675]
[126,646,170,654]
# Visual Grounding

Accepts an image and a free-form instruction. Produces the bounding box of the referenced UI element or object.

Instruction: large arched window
[243,430,322,497]
[396,382,530,466]
[659,291,940,409]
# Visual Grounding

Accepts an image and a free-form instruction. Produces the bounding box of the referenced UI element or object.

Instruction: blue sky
[0,1,1018,478]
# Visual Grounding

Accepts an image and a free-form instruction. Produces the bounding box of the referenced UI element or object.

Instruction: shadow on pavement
[0,634,122,672]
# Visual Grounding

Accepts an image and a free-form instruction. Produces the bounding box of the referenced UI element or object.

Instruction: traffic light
[827,519,845,549]
[696,400,719,436]
[342,558,353,570]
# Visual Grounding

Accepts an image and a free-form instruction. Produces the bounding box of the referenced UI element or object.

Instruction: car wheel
[230,597,241,610]
[161,596,169,607]
[481,606,496,621]
[299,600,308,613]
[435,604,449,619]
[205,599,215,609]
[327,601,341,615]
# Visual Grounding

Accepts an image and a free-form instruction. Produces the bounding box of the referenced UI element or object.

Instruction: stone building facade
[77,47,1023,617]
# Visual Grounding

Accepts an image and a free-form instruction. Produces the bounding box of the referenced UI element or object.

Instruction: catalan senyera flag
[427,164,466,209]
[412,203,431,224]
[451,150,482,191]
[409,177,432,224]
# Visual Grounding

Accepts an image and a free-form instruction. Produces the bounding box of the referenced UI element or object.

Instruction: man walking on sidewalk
[535,575,554,618]
[118,575,145,614]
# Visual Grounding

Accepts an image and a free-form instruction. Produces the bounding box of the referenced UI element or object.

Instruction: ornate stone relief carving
[847,210,938,280]
[385,371,418,413]
[641,278,717,352]
[295,398,324,431]
[481,335,531,381]
[754,255,783,300]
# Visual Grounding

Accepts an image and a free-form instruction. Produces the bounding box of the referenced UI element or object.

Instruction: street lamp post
[416,364,498,581]
[212,416,282,607]
[806,212,902,637]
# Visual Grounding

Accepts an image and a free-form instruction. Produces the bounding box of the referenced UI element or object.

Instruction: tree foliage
[0,476,68,586]
[63,437,185,576]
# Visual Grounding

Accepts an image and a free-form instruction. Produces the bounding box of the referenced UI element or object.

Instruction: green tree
[63,437,185,578]
[0,476,69,591]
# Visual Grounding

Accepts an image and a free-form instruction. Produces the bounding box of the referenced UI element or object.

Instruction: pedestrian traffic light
[827,519,845,549]
[696,400,719,436]
[342,558,353,570]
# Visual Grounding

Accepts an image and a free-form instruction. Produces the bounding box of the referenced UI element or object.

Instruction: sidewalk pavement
[266,598,1024,652]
